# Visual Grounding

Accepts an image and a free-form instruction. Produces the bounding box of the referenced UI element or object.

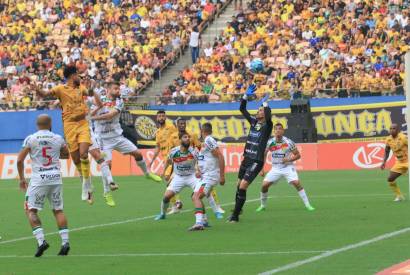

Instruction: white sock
[137,160,149,175]
[195,211,204,225]
[32,227,45,246]
[59,228,69,245]
[298,189,311,207]
[261,192,268,207]
[102,176,110,194]
[202,213,208,223]
[101,161,114,184]
[207,195,218,213]
[161,200,169,215]
[82,177,92,191]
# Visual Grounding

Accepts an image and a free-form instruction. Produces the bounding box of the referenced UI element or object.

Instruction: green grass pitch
[1,170,410,275]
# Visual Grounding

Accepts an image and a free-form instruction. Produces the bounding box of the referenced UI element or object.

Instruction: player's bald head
[37,114,52,130]
[389,123,400,137]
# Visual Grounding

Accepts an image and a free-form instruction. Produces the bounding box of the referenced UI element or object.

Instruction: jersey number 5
[42,147,52,166]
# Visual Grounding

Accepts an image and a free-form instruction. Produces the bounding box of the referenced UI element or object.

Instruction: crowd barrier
[0,141,395,180]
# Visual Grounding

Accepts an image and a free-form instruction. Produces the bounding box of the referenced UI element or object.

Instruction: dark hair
[63,66,77,79]
[274,122,284,128]
[157,109,166,115]
[179,131,189,139]
[176,117,186,124]
[202,122,212,134]
[108,81,120,86]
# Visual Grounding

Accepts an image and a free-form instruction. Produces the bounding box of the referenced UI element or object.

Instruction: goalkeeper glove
[243,84,257,100]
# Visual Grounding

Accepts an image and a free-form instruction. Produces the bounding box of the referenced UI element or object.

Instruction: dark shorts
[238,157,264,184]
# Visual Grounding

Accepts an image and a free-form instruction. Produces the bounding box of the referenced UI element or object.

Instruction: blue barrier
[149,96,405,111]
[0,110,63,153]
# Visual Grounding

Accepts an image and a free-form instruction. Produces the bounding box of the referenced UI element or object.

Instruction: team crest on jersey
[135,116,157,140]
[255,123,262,131]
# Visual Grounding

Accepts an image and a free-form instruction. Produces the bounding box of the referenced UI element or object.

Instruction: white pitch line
[259,226,410,275]
[0,250,328,259]
[0,193,393,246]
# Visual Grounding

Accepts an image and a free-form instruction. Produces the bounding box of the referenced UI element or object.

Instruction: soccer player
[190,123,226,231]
[381,123,408,201]
[228,85,273,223]
[17,115,70,257]
[256,123,315,212]
[90,82,161,182]
[86,92,118,207]
[155,132,199,221]
[167,118,225,214]
[34,66,94,204]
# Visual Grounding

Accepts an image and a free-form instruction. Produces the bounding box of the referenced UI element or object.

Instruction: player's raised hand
[245,84,257,96]
[19,179,28,191]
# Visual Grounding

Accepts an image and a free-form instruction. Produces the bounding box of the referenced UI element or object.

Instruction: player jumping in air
[228,84,273,223]
[86,91,118,207]
[256,123,315,212]
[381,123,408,202]
[90,82,161,182]
[155,133,199,221]
[17,115,70,257]
[190,123,226,231]
[34,66,94,204]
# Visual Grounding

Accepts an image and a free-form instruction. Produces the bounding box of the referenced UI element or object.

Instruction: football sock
[80,158,90,180]
[298,189,311,207]
[260,192,268,207]
[389,181,402,197]
[136,160,149,175]
[207,194,218,213]
[211,189,220,205]
[170,195,177,205]
[233,189,247,217]
[195,208,204,225]
[100,161,114,184]
[161,199,169,215]
[32,227,45,246]
[58,227,69,245]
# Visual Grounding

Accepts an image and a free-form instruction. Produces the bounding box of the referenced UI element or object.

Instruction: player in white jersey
[85,91,118,207]
[190,123,226,231]
[17,115,70,257]
[256,123,315,212]
[90,82,161,182]
[155,132,199,221]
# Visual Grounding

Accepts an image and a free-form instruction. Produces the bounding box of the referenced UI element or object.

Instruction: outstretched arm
[240,84,257,124]
[91,109,120,121]
[381,145,391,170]
[17,147,30,191]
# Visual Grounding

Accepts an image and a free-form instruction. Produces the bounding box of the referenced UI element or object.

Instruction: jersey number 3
[42,147,52,166]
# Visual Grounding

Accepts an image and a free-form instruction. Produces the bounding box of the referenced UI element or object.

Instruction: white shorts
[264,165,299,184]
[99,136,138,160]
[89,131,100,151]
[25,184,63,211]
[167,175,197,194]
[194,176,219,196]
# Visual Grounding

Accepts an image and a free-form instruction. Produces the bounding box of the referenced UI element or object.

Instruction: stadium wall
[0,141,395,179]
[134,96,406,146]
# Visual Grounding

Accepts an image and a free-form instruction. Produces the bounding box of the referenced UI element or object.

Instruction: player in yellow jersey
[381,123,408,202]
[167,118,225,214]
[34,66,94,204]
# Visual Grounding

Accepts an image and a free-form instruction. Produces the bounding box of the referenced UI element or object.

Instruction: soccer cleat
[306,205,315,211]
[167,206,180,215]
[256,205,266,212]
[394,195,405,202]
[109,182,119,191]
[104,192,116,207]
[58,243,70,256]
[154,214,166,221]
[215,212,224,219]
[216,206,225,214]
[227,215,239,223]
[35,241,50,257]
[188,224,204,231]
[175,200,183,210]
[146,173,162,182]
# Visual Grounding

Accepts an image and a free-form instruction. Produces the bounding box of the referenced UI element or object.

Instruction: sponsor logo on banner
[352,143,391,169]
[134,116,157,140]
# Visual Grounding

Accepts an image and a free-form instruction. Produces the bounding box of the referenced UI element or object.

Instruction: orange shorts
[64,120,91,152]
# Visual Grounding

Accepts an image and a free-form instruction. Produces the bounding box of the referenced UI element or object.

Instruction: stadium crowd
[0,0,224,111]
[159,0,409,105]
